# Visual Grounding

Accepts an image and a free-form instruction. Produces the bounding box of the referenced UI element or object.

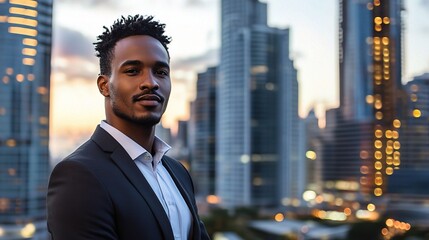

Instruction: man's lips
[133,93,163,107]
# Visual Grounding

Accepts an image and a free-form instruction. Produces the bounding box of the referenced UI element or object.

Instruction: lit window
[366,95,374,104]
[367,203,376,211]
[37,87,48,95]
[393,141,400,150]
[383,17,390,24]
[2,76,10,84]
[16,74,24,82]
[39,116,48,125]
[386,156,393,165]
[375,25,382,32]
[374,140,382,149]
[382,37,389,45]
[386,167,393,175]
[385,130,392,138]
[27,74,35,81]
[374,130,383,138]
[22,48,37,56]
[23,38,38,46]
[0,15,7,22]
[412,109,421,118]
[374,162,382,170]
[9,7,38,17]
[6,139,17,147]
[7,16,38,27]
[410,84,418,92]
[374,188,382,197]
[393,119,401,128]
[374,151,382,160]
[9,0,38,8]
[374,17,382,25]
[410,94,417,102]
[9,26,37,37]
[23,57,35,65]
[375,111,383,120]
[6,68,13,75]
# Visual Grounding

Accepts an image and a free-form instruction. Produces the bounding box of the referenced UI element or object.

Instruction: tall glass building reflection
[217,0,299,208]
[0,0,52,239]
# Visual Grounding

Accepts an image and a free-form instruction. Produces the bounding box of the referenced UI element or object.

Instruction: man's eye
[125,69,139,75]
[156,69,169,76]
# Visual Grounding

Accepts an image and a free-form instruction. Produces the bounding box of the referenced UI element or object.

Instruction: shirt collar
[100,121,171,165]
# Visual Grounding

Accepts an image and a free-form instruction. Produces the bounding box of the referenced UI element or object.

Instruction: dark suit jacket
[47,126,210,240]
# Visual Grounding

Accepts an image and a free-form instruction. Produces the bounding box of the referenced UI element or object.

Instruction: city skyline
[50,0,429,159]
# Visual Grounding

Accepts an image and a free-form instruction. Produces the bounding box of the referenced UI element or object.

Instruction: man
[47,15,210,240]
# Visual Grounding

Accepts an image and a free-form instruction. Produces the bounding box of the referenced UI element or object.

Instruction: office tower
[303,109,322,193]
[321,0,404,208]
[388,73,429,197]
[189,66,217,198]
[217,0,299,208]
[0,0,53,239]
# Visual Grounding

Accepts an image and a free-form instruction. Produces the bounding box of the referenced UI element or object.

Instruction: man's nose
[139,71,159,91]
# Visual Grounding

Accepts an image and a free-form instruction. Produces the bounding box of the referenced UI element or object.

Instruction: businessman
[47,15,210,240]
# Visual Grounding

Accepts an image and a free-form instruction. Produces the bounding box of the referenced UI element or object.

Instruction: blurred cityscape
[1,0,429,239]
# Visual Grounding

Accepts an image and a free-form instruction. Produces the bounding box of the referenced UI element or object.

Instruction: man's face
[103,35,171,127]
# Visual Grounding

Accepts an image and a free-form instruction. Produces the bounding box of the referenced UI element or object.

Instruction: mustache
[132,90,164,103]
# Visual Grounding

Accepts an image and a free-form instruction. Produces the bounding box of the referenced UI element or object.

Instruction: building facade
[217,0,299,208]
[0,0,53,238]
[189,66,217,199]
[321,0,404,210]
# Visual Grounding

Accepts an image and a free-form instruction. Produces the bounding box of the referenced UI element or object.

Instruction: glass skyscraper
[217,0,299,208]
[321,0,404,210]
[0,0,52,239]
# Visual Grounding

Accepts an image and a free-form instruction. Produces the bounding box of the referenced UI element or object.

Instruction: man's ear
[97,75,110,97]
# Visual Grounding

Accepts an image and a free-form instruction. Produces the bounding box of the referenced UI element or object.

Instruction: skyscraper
[217,0,299,208]
[321,0,404,208]
[0,0,53,238]
[189,66,217,198]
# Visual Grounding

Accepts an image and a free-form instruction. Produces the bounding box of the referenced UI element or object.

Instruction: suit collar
[91,126,175,239]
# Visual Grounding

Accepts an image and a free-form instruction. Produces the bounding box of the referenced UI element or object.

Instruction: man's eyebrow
[119,60,142,68]
[154,61,170,70]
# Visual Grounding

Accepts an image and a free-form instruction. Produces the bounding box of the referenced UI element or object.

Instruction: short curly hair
[94,14,172,75]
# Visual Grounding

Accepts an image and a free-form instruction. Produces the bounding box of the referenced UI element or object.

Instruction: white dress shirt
[100,121,192,240]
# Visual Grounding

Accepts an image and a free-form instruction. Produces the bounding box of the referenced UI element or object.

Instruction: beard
[111,103,162,127]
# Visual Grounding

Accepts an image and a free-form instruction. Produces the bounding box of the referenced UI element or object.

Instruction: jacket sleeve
[47,160,118,240]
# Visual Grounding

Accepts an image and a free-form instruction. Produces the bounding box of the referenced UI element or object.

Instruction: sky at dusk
[50,0,429,159]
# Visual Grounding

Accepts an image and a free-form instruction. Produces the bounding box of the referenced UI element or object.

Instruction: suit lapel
[91,126,174,239]
[163,158,201,240]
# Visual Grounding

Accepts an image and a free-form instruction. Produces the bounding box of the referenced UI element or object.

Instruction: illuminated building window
[367,203,376,211]
[23,38,37,46]
[367,3,373,10]
[375,161,382,170]
[374,17,382,25]
[392,130,399,139]
[393,141,400,150]
[16,74,24,82]
[383,17,390,24]
[360,166,369,174]
[410,84,418,92]
[366,95,374,104]
[7,16,38,27]
[385,146,393,154]
[2,76,10,84]
[386,167,393,175]
[375,151,382,160]
[27,73,35,81]
[375,129,383,138]
[360,150,369,159]
[9,7,38,17]
[393,119,401,128]
[374,0,380,7]
[374,100,382,109]
[410,94,417,102]
[39,116,48,125]
[382,37,389,45]
[375,25,382,32]
[412,109,421,118]
[37,87,48,95]
[374,140,382,149]
[8,168,17,176]
[374,188,382,197]
[0,15,7,22]
[8,26,37,37]
[386,156,393,165]
[6,68,13,75]
[375,175,383,184]
[22,48,37,56]
[375,111,383,120]
[0,107,6,115]
[385,130,392,138]
[23,57,35,65]
[6,139,17,147]
[10,0,38,8]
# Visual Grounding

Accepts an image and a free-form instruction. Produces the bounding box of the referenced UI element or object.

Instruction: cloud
[53,26,97,62]
[55,0,118,7]
[172,48,219,72]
